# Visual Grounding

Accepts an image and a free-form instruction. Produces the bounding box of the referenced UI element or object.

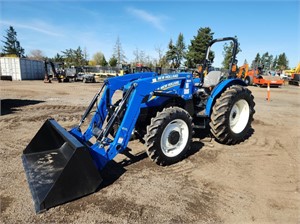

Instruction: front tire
[209,85,255,145]
[145,107,193,166]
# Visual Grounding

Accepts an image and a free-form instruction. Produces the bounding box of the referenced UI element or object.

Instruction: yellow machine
[284,62,300,77]
[288,62,300,86]
[292,62,300,74]
[118,64,131,76]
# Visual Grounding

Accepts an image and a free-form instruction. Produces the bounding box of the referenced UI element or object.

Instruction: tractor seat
[202,71,223,88]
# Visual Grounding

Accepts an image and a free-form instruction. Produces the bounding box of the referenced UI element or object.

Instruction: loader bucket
[22,119,102,213]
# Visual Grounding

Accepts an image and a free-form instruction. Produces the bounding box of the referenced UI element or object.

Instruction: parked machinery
[22,37,255,213]
[237,63,284,87]
[288,62,300,86]
[43,60,62,83]
[43,60,75,83]
[118,63,153,76]
[118,64,132,76]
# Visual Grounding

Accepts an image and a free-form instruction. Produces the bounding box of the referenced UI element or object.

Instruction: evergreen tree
[2,26,25,57]
[61,48,74,66]
[251,53,261,68]
[261,52,274,70]
[165,33,186,69]
[74,46,86,66]
[53,53,64,63]
[61,46,86,66]
[100,55,108,66]
[165,39,177,68]
[268,55,274,70]
[185,27,214,68]
[174,33,186,68]
[277,53,289,70]
[109,56,118,67]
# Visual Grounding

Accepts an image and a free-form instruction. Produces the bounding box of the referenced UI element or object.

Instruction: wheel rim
[229,99,250,134]
[160,119,189,157]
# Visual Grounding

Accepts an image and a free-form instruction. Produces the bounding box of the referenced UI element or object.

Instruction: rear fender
[205,79,246,116]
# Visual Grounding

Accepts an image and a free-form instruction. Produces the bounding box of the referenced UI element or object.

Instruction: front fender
[205,79,247,116]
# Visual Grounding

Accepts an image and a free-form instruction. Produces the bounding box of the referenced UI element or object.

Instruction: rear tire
[209,85,255,145]
[145,107,193,166]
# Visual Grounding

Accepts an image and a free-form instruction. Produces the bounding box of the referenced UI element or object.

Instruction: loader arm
[71,72,156,141]
[70,73,196,170]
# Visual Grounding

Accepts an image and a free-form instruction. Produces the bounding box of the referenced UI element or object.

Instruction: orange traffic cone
[266,82,270,101]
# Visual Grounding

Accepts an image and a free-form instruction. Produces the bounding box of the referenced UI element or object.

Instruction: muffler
[22,119,102,213]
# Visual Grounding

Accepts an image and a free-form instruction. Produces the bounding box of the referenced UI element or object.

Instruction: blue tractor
[22,37,255,213]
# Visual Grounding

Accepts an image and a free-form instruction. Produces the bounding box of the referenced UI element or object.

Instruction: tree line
[250,52,289,71]
[0,26,290,70]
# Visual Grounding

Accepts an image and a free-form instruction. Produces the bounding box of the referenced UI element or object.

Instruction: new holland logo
[158,81,180,90]
[152,74,179,83]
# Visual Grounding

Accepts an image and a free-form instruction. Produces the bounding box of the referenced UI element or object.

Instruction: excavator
[288,62,300,86]
[43,60,74,83]
[43,60,62,83]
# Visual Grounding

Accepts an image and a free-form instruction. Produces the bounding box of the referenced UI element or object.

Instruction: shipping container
[0,57,44,80]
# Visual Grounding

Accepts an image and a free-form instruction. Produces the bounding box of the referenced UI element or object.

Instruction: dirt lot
[0,80,299,223]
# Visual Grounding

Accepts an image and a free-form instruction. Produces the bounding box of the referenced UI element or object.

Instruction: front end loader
[22,37,255,213]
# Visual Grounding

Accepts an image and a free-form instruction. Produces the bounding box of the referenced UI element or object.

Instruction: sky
[0,0,299,68]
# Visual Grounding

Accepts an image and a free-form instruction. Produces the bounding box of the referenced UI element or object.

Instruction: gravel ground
[0,80,299,223]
